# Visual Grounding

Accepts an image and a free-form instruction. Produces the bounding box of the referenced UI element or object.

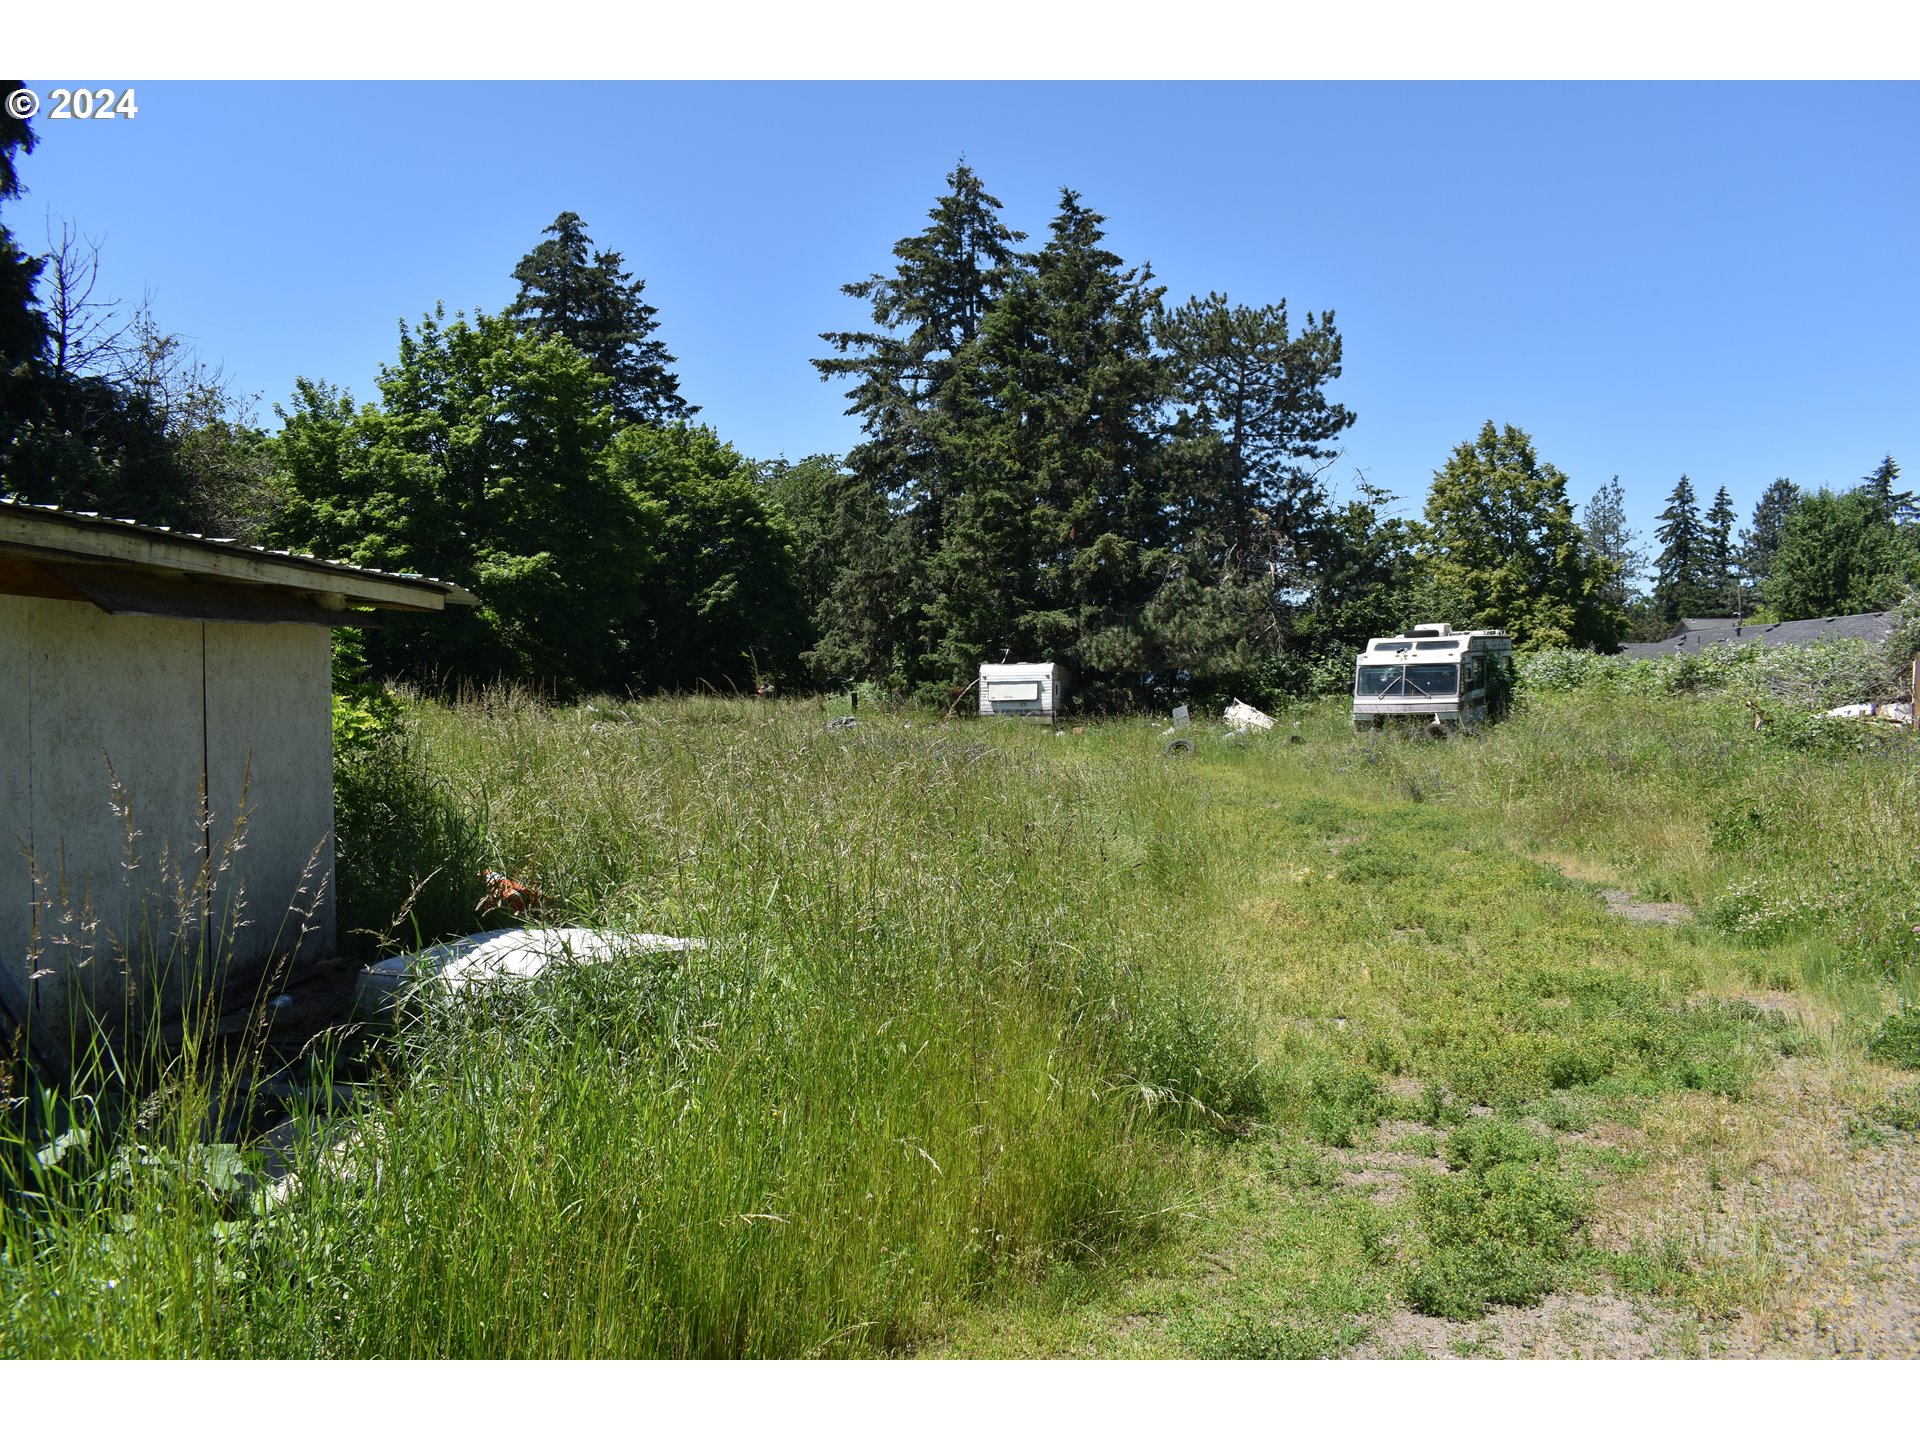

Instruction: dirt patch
[1341,1120,1448,1206]
[1601,888,1693,925]
[1535,851,1620,886]
[1716,990,1814,1022]
[1706,1070,1920,1356]
[1592,1057,1920,1358]
[1355,1292,1695,1359]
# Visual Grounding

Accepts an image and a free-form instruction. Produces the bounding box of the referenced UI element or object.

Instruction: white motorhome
[1352,624,1513,736]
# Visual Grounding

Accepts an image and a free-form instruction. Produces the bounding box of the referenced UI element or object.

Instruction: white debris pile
[1222,698,1276,733]
[354,926,703,1018]
[1823,701,1915,725]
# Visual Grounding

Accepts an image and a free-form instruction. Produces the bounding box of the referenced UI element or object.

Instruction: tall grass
[3,695,1263,1357]
[1362,686,1920,1014]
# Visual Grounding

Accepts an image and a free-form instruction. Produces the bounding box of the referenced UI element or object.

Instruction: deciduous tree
[1580,476,1644,614]
[270,309,653,694]
[1421,421,1620,650]
[1763,487,1920,620]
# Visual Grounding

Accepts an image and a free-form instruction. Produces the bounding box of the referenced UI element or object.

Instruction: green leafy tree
[1420,421,1620,650]
[510,211,694,426]
[1286,481,1426,683]
[755,453,911,686]
[605,425,807,690]
[1762,487,1920,620]
[270,309,653,695]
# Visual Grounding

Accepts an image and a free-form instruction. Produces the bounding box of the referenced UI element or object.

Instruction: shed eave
[0,501,474,611]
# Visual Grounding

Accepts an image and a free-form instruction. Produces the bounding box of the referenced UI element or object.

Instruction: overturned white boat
[354,926,702,1019]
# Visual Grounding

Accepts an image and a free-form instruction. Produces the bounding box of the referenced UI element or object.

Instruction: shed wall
[205,623,335,972]
[1,598,30,1017]
[0,596,336,1028]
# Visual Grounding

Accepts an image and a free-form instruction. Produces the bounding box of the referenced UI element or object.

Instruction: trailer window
[1355,663,1459,698]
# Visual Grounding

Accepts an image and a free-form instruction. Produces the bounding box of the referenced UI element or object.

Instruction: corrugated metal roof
[1617,611,1895,659]
[0,497,477,608]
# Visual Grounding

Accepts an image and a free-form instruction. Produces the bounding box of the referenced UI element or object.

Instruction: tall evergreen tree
[812,161,1025,687]
[510,211,694,426]
[1652,475,1708,623]
[1739,478,1801,596]
[1581,476,1644,613]
[1860,454,1913,525]
[1703,484,1739,615]
[928,189,1173,701]
[1156,292,1353,566]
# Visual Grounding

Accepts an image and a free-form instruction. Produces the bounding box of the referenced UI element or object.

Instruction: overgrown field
[6,688,1919,1357]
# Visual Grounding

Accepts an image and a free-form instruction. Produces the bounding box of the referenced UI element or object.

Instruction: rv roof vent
[1408,623,1452,637]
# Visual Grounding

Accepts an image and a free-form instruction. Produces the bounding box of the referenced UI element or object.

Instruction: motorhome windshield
[1356,663,1459,698]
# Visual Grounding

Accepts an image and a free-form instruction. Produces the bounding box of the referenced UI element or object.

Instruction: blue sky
[11,80,1916,550]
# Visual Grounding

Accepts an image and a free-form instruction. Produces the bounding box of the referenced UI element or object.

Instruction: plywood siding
[2,596,337,1026]
[205,623,335,967]
[0,597,32,1015]
[25,603,208,1013]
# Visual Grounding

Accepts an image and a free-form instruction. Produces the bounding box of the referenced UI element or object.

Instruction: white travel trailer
[978,662,1063,720]
[1352,624,1513,736]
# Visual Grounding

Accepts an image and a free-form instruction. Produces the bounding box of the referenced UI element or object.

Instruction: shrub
[1869,1086,1920,1134]
[1443,1117,1556,1175]
[1404,1161,1587,1319]
[1304,1064,1385,1148]
[1867,1005,1920,1069]
[1182,1313,1370,1359]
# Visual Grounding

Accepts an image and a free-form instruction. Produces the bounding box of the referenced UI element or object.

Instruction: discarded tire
[1164,737,1195,756]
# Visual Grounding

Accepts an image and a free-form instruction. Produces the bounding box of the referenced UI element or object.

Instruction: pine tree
[1704,485,1738,615]
[1156,292,1353,564]
[0,85,49,433]
[1739,478,1801,593]
[510,211,693,426]
[1860,454,1913,525]
[812,162,1025,687]
[929,189,1173,701]
[1652,476,1707,623]
[1581,476,1644,612]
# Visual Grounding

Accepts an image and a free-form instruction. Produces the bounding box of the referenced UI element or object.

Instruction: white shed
[0,500,474,1058]
[978,662,1063,720]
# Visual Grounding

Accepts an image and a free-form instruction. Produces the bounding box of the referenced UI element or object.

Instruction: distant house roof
[1617,611,1895,659]
[0,498,477,624]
